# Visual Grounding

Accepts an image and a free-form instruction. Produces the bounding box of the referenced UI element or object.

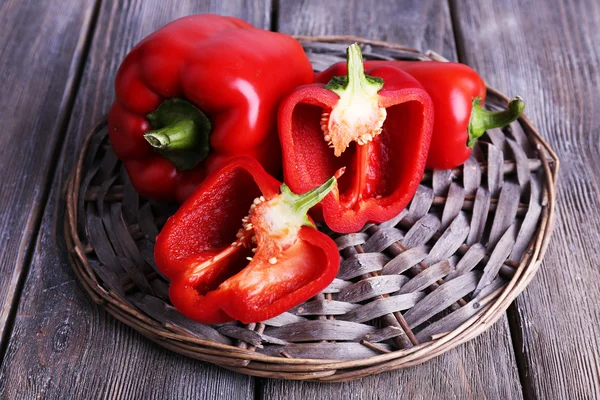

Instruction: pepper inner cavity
[335,140,382,210]
[192,177,337,280]
[186,198,263,282]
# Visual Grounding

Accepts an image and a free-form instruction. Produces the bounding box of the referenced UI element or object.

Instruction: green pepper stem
[144,119,199,151]
[467,96,525,147]
[325,43,384,97]
[280,177,336,226]
[143,98,212,170]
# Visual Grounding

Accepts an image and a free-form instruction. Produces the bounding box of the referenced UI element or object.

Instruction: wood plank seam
[507,302,535,399]
[447,0,467,70]
[269,0,280,32]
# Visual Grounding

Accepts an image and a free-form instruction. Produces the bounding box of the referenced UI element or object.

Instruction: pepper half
[278,44,434,233]
[319,60,525,170]
[154,157,340,324]
[109,14,314,202]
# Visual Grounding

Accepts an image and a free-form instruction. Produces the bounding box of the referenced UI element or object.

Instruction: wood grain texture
[278,0,456,61]
[0,0,271,398]
[0,0,97,349]
[263,1,524,397]
[452,0,600,398]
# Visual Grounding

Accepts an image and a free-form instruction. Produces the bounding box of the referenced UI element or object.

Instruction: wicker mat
[64,37,558,382]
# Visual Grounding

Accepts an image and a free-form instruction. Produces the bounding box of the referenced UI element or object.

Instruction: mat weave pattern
[64,37,558,381]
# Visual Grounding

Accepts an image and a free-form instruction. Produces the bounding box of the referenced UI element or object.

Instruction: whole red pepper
[319,61,525,170]
[109,15,313,202]
[154,157,340,324]
[278,44,434,233]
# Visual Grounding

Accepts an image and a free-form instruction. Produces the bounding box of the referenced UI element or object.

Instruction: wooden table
[1,0,598,398]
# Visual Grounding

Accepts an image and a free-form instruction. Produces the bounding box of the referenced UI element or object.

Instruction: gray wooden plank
[263,0,523,398]
[263,321,520,399]
[452,0,600,398]
[0,0,272,398]
[279,0,457,60]
[0,0,97,351]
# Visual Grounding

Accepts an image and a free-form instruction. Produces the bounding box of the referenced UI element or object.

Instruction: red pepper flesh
[319,61,524,170]
[109,15,313,202]
[154,157,340,324]
[279,44,434,233]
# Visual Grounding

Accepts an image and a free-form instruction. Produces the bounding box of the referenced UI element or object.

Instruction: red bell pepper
[278,44,434,233]
[319,60,525,170]
[108,14,313,202]
[154,157,340,324]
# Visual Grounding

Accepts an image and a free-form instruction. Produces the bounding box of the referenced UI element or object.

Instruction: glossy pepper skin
[154,157,340,324]
[278,44,434,233]
[109,15,314,202]
[320,61,524,170]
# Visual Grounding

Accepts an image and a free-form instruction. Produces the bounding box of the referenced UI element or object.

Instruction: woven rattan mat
[64,37,558,382]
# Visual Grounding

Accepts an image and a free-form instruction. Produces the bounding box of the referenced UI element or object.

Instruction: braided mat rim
[64,36,559,382]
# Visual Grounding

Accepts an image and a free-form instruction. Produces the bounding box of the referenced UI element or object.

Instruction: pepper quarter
[154,157,340,324]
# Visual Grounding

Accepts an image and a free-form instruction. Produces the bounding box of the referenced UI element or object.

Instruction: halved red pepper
[154,157,340,324]
[109,14,313,202]
[319,60,525,170]
[278,44,434,233]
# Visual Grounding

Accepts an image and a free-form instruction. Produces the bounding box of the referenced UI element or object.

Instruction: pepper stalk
[322,43,387,157]
[144,98,212,170]
[467,96,525,147]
